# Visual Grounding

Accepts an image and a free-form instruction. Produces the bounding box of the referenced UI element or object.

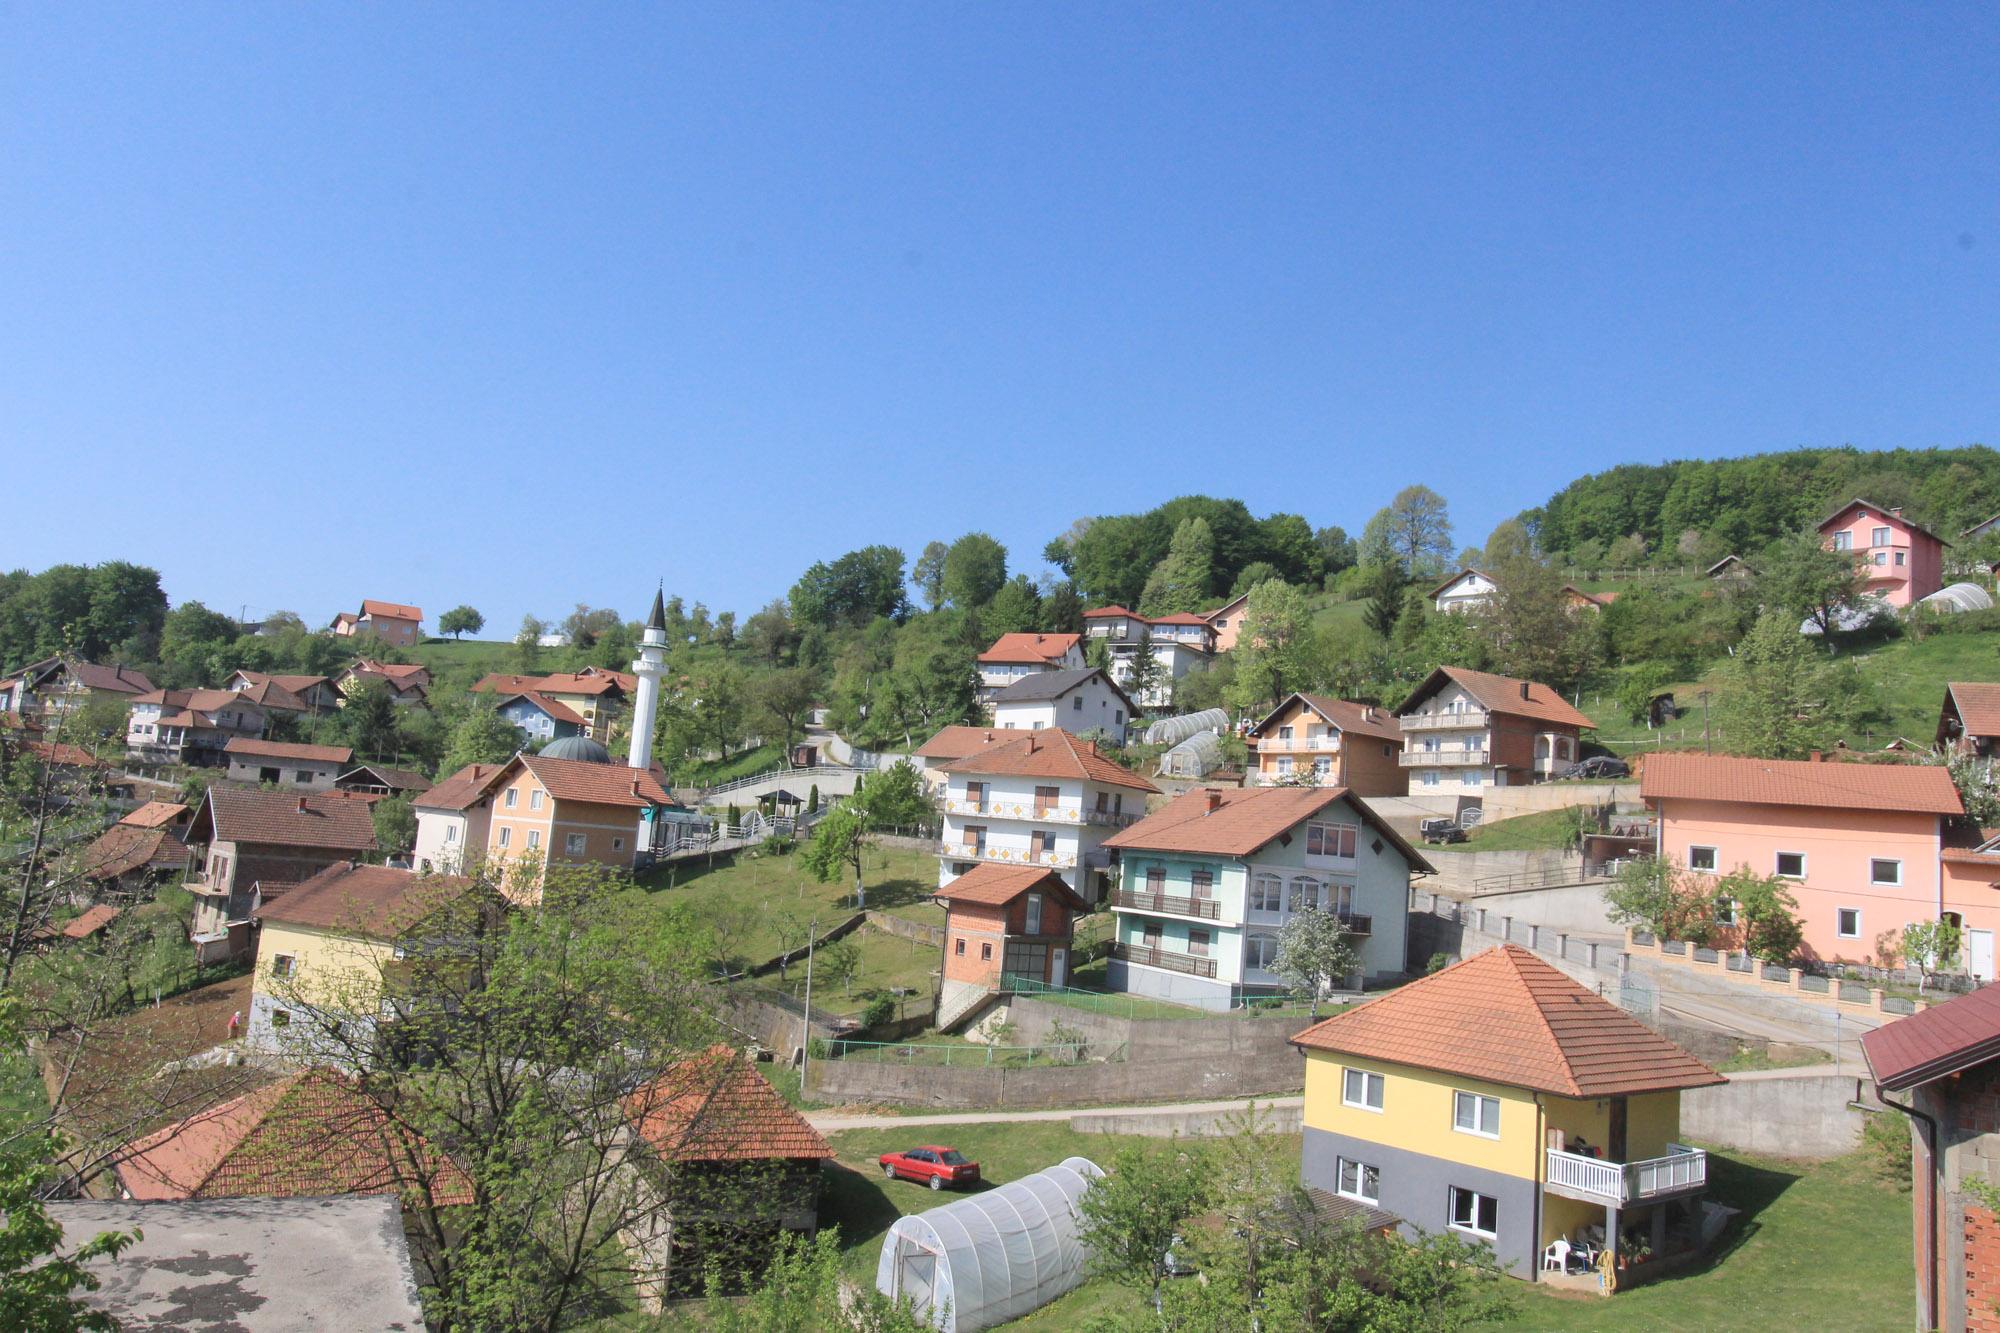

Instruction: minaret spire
[628,582,670,772]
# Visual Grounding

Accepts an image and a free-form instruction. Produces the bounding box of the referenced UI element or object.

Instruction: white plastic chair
[1541,1239,1571,1273]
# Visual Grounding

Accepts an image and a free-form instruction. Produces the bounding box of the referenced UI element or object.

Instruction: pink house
[1818,499,1947,607]
[1640,753,1977,971]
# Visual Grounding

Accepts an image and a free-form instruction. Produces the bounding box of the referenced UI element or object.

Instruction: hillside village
[10,462,2000,1327]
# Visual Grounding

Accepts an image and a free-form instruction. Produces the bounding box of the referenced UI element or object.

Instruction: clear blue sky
[5,5,1997,631]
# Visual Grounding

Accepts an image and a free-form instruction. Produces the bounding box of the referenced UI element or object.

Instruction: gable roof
[256,862,469,936]
[26,740,103,769]
[625,1046,833,1163]
[1705,555,1755,577]
[1083,605,1138,619]
[1818,499,1950,547]
[1945,683,2000,740]
[66,661,156,695]
[336,763,433,794]
[359,599,423,622]
[120,800,188,829]
[472,673,546,695]
[937,727,1159,794]
[80,824,186,882]
[1863,983,2000,1092]
[1396,666,1596,730]
[978,632,1082,666]
[532,671,627,698]
[933,864,1088,912]
[1202,592,1251,621]
[34,904,121,943]
[346,659,429,684]
[514,753,676,808]
[224,737,354,765]
[113,1068,472,1205]
[914,725,1018,762]
[496,691,587,726]
[132,688,265,716]
[991,667,1139,715]
[226,677,311,712]
[1429,567,1495,599]
[193,786,378,852]
[1103,785,1434,872]
[1247,693,1403,744]
[414,762,506,811]
[1291,944,1722,1098]
[1640,752,1963,816]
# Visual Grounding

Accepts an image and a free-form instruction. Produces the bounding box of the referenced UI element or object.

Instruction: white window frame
[1336,1157,1380,1204]
[565,833,587,855]
[1837,907,1862,939]
[504,788,518,809]
[527,830,541,850]
[1775,851,1806,880]
[1870,858,1902,886]
[530,790,544,811]
[1452,1090,1501,1139]
[498,827,513,848]
[1688,845,1717,873]
[1448,1186,1498,1239]
[271,954,297,979]
[1342,1068,1385,1112]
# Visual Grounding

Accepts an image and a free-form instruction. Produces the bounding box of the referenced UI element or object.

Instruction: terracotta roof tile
[1641,752,1963,815]
[1291,945,1723,1098]
[359,599,423,621]
[65,661,155,695]
[1082,606,1138,619]
[224,738,354,764]
[256,863,469,936]
[1817,499,1950,547]
[1397,666,1596,730]
[1103,786,1434,873]
[978,633,1083,665]
[499,691,587,726]
[27,740,103,768]
[197,787,378,853]
[933,864,1087,911]
[1248,693,1403,744]
[517,753,676,808]
[133,688,261,715]
[114,1069,472,1206]
[81,824,186,881]
[415,763,505,812]
[228,678,311,713]
[533,672,627,697]
[33,904,122,943]
[915,725,1017,761]
[120,801,189,829]
[1863,984,2000,1091]
[472,673,547,695]
[626,1046,833,1163]
[938,727,1159,793]
[1948,683,2000,740]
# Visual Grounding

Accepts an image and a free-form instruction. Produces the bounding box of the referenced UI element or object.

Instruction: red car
[878,1145,981,1191]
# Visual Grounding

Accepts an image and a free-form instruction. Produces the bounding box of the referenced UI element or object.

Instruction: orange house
[932,864,1086,1029]
[1244,693,1407,795]
[482,752,679,899]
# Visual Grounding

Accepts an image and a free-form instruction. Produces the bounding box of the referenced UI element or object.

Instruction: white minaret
[628,586,669,771]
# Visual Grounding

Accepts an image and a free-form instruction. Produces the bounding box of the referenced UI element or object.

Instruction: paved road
[806,1093,1304,1133]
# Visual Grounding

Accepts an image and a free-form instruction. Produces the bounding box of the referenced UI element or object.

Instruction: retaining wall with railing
[1621,927,1933,1022]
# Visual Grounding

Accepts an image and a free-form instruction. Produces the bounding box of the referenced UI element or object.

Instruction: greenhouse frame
[1143,708,1230,748]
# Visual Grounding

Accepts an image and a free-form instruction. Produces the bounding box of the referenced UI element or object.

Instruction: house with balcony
[224,670,341,717]
[1431,568,1499,614]
[1099,786,1431,1010]
[1244,693,1406,795]
[477,747,684,899]
[224,738,354,791]
[0,658,154,722]
[181,787,379,961]
[336,659,431,707]
[932,864,1087,1029]
[1394,666,1595,791]
[1082,607,1216,710]
[126,689,271,766]
[912,725,1016,790]
[989,668,1138,746]
[976,633,1084,702]
[1292,944,1725,1286]
[330,599,425,646]
[934,727,1159,905]
[493,690,588,745]
[1819,499,1946,608]
[1640,752,1977,973]
[474,671,629,741]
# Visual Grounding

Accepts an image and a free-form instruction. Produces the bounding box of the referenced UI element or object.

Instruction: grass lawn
[1712,1045,1835,1074]
[1428,806,1589,853]
[684,742,789,793]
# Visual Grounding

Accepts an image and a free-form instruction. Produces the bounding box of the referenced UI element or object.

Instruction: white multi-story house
[412,762,504,874]
[1100,786,1432,1010]
[126,689,270,766]
[1430,568,1499,614]
[1081,607,1216,710]
[1395,666,1595,792]
[975,633,1084,702]
[989,668,1138,746]
[934,728,1159,905]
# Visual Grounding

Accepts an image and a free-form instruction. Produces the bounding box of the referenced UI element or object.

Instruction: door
[1608,1097,1629,1162]
[1971,929,1996,982]
[895,1244,937,1313]
[1051,946,1067,988]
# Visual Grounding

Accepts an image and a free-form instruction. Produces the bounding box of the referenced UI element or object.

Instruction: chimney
[1890,507,1904,518]
[1204,788,1221,814]
[1810,750,1823,763]
[1362,706,1376,722]
[1028,733,1040,753]
[984,731,994,744]
[296,797,309,813]
[1519,682,1531,700]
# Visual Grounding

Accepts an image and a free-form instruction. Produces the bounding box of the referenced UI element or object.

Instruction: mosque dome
[542,735,613,764]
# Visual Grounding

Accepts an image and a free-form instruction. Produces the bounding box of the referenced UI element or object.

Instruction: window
[504,788,518,809]
[1025,893,1043,935]
[1073,696,1083,711]
[1714,897,1737,926]
[964,781,984,806]
[271,954,297,979]
[980,942,993,961]
[1336,1158,1380,1204]
[1141,921,1163,949]
[1342,1068,1385,1111]
[1453,1091,1501,1138]
[1874,551,1887,566]
[955,938,966,956]
[1871,859,1902,886]
[1191,869,1213,899]
[271,1009,291,1028]
[445,825,457,843]
[1250,874,1283,912]
[1775,851,1806,879]
[1832,530,1853,551]
[527,830,541,850]
[1449,1187,1498,1238]
[565,833,586,855]
[1422,771,1439,788]
[1188,928,1210,957]
[1896,551,1906,566]
[1146,867,1167,893]
[1279,725,1294,741]
[1115,709,1124,724]
[1837,908,1861,939]
[256,766,280,783]
[1277,757,1294,776]
[1289,877,1321,913]
[499,827,513,848]
[1034,785,1060,813]
[530,790,544,811]
[1688,845,1717,872]
[613,837,624,851]
[293,770,313,785]
[1245,931,1280,970]
[1463,770,1483,787]
[1306,822,1357,859]
[1872,526,1891,547]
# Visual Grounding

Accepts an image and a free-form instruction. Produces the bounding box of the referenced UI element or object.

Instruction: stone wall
[1680,1071,1880,1159]
[805,1043,1306,1110]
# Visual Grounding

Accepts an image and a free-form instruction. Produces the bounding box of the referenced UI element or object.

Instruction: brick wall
[1967,1206,2000,1332]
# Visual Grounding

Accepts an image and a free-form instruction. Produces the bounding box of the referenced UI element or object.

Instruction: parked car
[1560,756,1630,780]
[1419,817,1467,845]
[879,1145,982,1191]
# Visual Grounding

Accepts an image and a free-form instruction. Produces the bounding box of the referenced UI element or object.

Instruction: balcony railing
[942,798,1140,828]
[1400,712,1488,732]
[1399,749,1489,767]
[1112,889,1222,920]
[1254,736,1342,753]
[1110,941,1218,979]
[937,842,1078,870]
[1543,1144,1707,1205]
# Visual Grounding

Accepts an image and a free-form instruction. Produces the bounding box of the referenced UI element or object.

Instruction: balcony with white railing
[936,842,1079,871]
[1400,711,1489,732]
[1253,735,1342,754]
[1543,1143,1707,1206]
[942,798,1140,828]
[1399,748,1489,768]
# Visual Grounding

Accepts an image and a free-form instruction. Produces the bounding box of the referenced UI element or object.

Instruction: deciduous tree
[439,606,485,640]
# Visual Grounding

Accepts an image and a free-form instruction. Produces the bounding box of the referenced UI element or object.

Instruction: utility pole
[1699,689,1712,754]
[799,915,820,1090]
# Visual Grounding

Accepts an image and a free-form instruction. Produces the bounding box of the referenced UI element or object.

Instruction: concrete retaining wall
[865,910,945,946]
[1682,1072,1881,1159]
[1431,880,1620,933]
[1005,997,1306,1064]
[1420,849,1580,895]
[806,1046,1305,1110]
[1070,1102,1303,1138]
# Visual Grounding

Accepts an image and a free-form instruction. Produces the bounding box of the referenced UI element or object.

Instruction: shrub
[1426,952,1453,975]
[1861,1112,1913,1190]
[860,994,896,1028]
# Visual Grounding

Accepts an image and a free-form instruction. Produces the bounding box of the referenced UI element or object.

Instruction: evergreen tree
[1139,516,1215,615]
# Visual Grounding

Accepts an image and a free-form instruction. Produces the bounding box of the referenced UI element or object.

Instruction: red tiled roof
[0,712,40,735]
[498,691,587,726]
[625,1046,833,1163]
[67,661,156,695]
[197,787,378,852]
[516,753,676,808]
[81,824,185,881]
[1947,683,2000,741]
[1641,752,1963,816]
[27,740,103,768]
[120,801,188,829]
[1247,693,1403,745]
[1397,666,1596,730]
[977,633,1083,665]
[415,763,505,812]
[228,678,311,713]
[472,673,545,695]
[359,599,423,622]
[1147,612,1213,626]
[578,666,638,691]
[1103,786,1433,873]
[933,864,1087,911]
[915,725,1018,761]
[1817,499,1950,547]
[348,660,429,683]
[1292,945,1723,1098]
[1863,984,2000,1092]
[534,672,627,697]
[256,862,469,936]
[224,738,354,764]
[1083,606,1137,619]
[133,688,263,716]
[938,727,1159,794]
[114,1069,473,1206]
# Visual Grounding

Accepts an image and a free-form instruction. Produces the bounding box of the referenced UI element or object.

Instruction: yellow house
[1291,944,1724,1287]
[247,862,471,1056]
